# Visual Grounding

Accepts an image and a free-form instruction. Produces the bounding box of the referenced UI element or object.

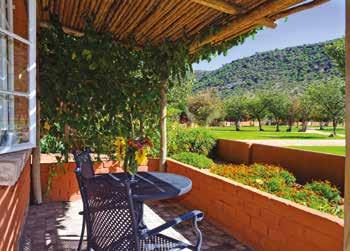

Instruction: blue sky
[193,0,345,71]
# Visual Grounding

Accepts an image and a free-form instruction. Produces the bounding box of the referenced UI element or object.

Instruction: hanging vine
[39,14,262,193]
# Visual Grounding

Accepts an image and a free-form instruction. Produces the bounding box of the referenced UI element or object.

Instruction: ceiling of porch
[38,0,328,52]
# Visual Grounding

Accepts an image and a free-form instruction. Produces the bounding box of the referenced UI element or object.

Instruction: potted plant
[114,136,153,182]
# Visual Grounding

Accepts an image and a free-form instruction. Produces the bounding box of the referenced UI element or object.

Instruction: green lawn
[289,146,345,156]
[202,126,342,140]
[312,126,345,135]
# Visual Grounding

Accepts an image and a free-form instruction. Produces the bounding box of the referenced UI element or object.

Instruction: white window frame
[0,0,36,154]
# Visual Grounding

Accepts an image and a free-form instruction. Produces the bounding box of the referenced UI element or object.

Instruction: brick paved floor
[20,200,252,251]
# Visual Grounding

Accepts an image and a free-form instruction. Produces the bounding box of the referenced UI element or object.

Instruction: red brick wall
[40,158,160,201]
[216,139,251,164]
[167,159,344,251]
[0,161,31,251]
[250,144,345,193]
[216,139,345,193]
[0,2,31,251]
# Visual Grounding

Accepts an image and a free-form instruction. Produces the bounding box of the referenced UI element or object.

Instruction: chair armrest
[140,210,204,239]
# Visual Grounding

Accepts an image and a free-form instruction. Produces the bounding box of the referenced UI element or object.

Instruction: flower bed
[167,159,344,251]
[211,163,343,218]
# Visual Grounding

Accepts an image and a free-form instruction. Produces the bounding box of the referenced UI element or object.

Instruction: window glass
[0,0,34,152]
[0,94,29,146]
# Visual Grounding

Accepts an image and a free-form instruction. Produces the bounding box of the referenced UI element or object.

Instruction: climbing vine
[39,16,261,158]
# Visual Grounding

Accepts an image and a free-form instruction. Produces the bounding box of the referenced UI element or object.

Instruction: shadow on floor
[20,200,252,251]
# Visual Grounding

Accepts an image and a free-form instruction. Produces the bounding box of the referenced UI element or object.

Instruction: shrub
[168,126,216,156]
[304,181,342,203]
[210,163,344,218]
[40,135,65,154]
[172,152,214,169]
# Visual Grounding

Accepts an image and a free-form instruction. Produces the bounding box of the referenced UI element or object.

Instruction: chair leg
[192,217,203,251]
[78,214,85,251]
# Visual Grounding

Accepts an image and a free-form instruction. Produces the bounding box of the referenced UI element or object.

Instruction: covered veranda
[2,0,349,250]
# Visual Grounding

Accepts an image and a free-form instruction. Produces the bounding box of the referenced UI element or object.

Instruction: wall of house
[0,1,32,251]
[167,159,343,251]
[0,160,31,251]
[216,139,345,193]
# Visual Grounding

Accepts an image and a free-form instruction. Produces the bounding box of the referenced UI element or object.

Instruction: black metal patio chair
[73,149,95,251]
[74,150,204,251]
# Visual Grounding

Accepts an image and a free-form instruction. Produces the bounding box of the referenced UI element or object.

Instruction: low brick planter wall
[167,159,344,251]
[250,143,345,192]
[40,157,160,201]
[216,139,251,164]
[216,139,345,192]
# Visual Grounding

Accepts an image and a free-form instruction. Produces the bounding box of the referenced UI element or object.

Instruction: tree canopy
[194,39,343,96]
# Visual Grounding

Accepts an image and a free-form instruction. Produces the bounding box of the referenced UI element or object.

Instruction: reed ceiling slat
[39,0,328,51]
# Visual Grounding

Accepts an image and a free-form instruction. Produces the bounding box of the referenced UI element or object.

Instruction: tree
[285,96,299,132]
[187,89,223,126]
[310,105,330,130]
[265,92,291,132]
[296,92,314,132]
[168,75,194,122]
[307,78,345,136]
[246,92,269,131]
[225,94,248,131]
[325,38,345,76]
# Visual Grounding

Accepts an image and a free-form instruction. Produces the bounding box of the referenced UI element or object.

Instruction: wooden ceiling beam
[40,21,84,37]
[189,0,277,29]
[190,0,306,52]
[189,0,241,15]
[270,0,330,20]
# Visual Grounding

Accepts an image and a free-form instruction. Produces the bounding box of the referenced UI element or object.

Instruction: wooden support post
[160,80,168,171]
[31,96,42,204]
[31,1,42,204]
[345,1,350,250]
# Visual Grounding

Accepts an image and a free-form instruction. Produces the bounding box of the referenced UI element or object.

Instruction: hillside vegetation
[194,39,343,96]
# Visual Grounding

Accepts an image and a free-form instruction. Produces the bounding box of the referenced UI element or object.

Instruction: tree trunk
[276,121,280,132]
[160,80,168,171]
[235,120,240,131]
[258,118,263,131]
[333,119,337,136]
[301,120,307,132]
[286,119,292,132]
[319,121,324,130]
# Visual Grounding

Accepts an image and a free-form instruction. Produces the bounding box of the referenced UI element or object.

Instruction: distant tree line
[186,77,344,136]
[168,38,345,137]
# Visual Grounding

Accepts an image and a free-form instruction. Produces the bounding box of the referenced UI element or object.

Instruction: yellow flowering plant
[114,137,126,161]
[115,136,152,178]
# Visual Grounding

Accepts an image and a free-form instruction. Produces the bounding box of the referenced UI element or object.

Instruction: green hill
[194,39,343,96]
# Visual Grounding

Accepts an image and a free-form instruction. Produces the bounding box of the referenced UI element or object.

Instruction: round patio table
[108,171,192,229]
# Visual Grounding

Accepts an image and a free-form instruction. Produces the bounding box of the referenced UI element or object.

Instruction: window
[0,0,36,154]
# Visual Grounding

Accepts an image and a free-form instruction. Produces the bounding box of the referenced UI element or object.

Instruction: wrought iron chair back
[73,149,95,179]
[79,174,140,250]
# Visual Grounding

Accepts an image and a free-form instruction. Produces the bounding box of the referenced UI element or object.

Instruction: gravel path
[241,139,345,146]
[307,129,345,138]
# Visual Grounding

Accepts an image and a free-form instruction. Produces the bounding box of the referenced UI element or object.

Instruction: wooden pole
[31,95,42,204]
[31,2,42,204]
[345,1,350,249]
[160,80,168,171]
